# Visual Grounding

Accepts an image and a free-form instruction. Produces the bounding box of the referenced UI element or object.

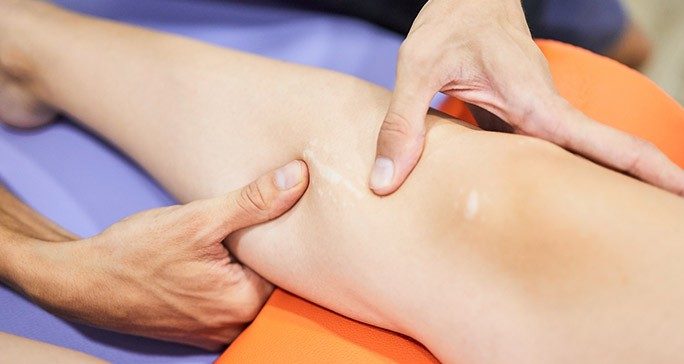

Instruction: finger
[371,69,435,196]
[544,112,684,197]
[219,160,309,232]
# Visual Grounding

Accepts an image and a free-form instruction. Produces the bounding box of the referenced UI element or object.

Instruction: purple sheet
[0,0,402,362]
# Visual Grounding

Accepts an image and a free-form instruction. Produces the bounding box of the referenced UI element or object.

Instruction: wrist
[0,236,24,284]
[4,238,93,317]
[0,237,46,293]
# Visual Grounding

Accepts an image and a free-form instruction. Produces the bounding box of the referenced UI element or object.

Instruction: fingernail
[275,160,303,190]
[370,157,394,190]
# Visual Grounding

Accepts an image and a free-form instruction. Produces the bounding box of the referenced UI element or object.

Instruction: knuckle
[189,208,213,229]
[182,206,215,238]
[399,39,433,70]
[222,262,249,286]
[238,182,270,215]
[232,300,263,323]
[636,138,656,153]
[195,240,230,261]
[625,138,656,174]
[381,111,421,139]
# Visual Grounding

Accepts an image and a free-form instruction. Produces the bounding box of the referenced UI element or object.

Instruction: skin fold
[0,2,683,363]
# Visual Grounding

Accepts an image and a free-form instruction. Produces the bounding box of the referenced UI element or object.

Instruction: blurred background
[284,0,683,104]
[624,0,684,103]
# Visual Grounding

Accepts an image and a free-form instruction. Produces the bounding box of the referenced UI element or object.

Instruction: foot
[0,0,56,128]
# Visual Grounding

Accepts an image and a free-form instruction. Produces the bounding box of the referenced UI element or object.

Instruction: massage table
[1,1,683,363]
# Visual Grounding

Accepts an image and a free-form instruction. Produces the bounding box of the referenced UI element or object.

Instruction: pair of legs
[1,2,683,363]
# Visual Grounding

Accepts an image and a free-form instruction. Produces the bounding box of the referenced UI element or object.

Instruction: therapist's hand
[370,0,684,197]
[4,160,309,350]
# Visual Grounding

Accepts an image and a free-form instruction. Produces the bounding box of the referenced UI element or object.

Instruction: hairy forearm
[0,186,75,242]
[0,192,82,319]
[0,185,73,287]
[0,186,131,338]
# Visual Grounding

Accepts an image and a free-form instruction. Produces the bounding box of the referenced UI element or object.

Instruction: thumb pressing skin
[217,160,309,233]
[371,71,434,196]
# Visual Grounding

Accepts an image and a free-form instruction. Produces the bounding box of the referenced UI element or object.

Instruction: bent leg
[3,4,684,363]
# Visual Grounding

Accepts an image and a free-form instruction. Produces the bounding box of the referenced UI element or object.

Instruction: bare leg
[2,3,684,363]
[0,333,105,364]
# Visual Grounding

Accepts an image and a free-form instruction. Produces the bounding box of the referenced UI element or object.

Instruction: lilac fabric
[0,0,402,362]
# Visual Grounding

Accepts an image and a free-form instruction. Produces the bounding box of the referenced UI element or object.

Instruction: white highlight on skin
[303,146,365,201]
[464,190,480,220]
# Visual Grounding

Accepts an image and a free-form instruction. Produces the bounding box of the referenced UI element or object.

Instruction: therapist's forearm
[0,190,85,319]
[0,233,104,343]
[0,186,76,243]
[0,185,72,286]
[0,186,115,334]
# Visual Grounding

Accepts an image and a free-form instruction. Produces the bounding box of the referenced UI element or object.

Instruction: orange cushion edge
[218,290,437,363]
